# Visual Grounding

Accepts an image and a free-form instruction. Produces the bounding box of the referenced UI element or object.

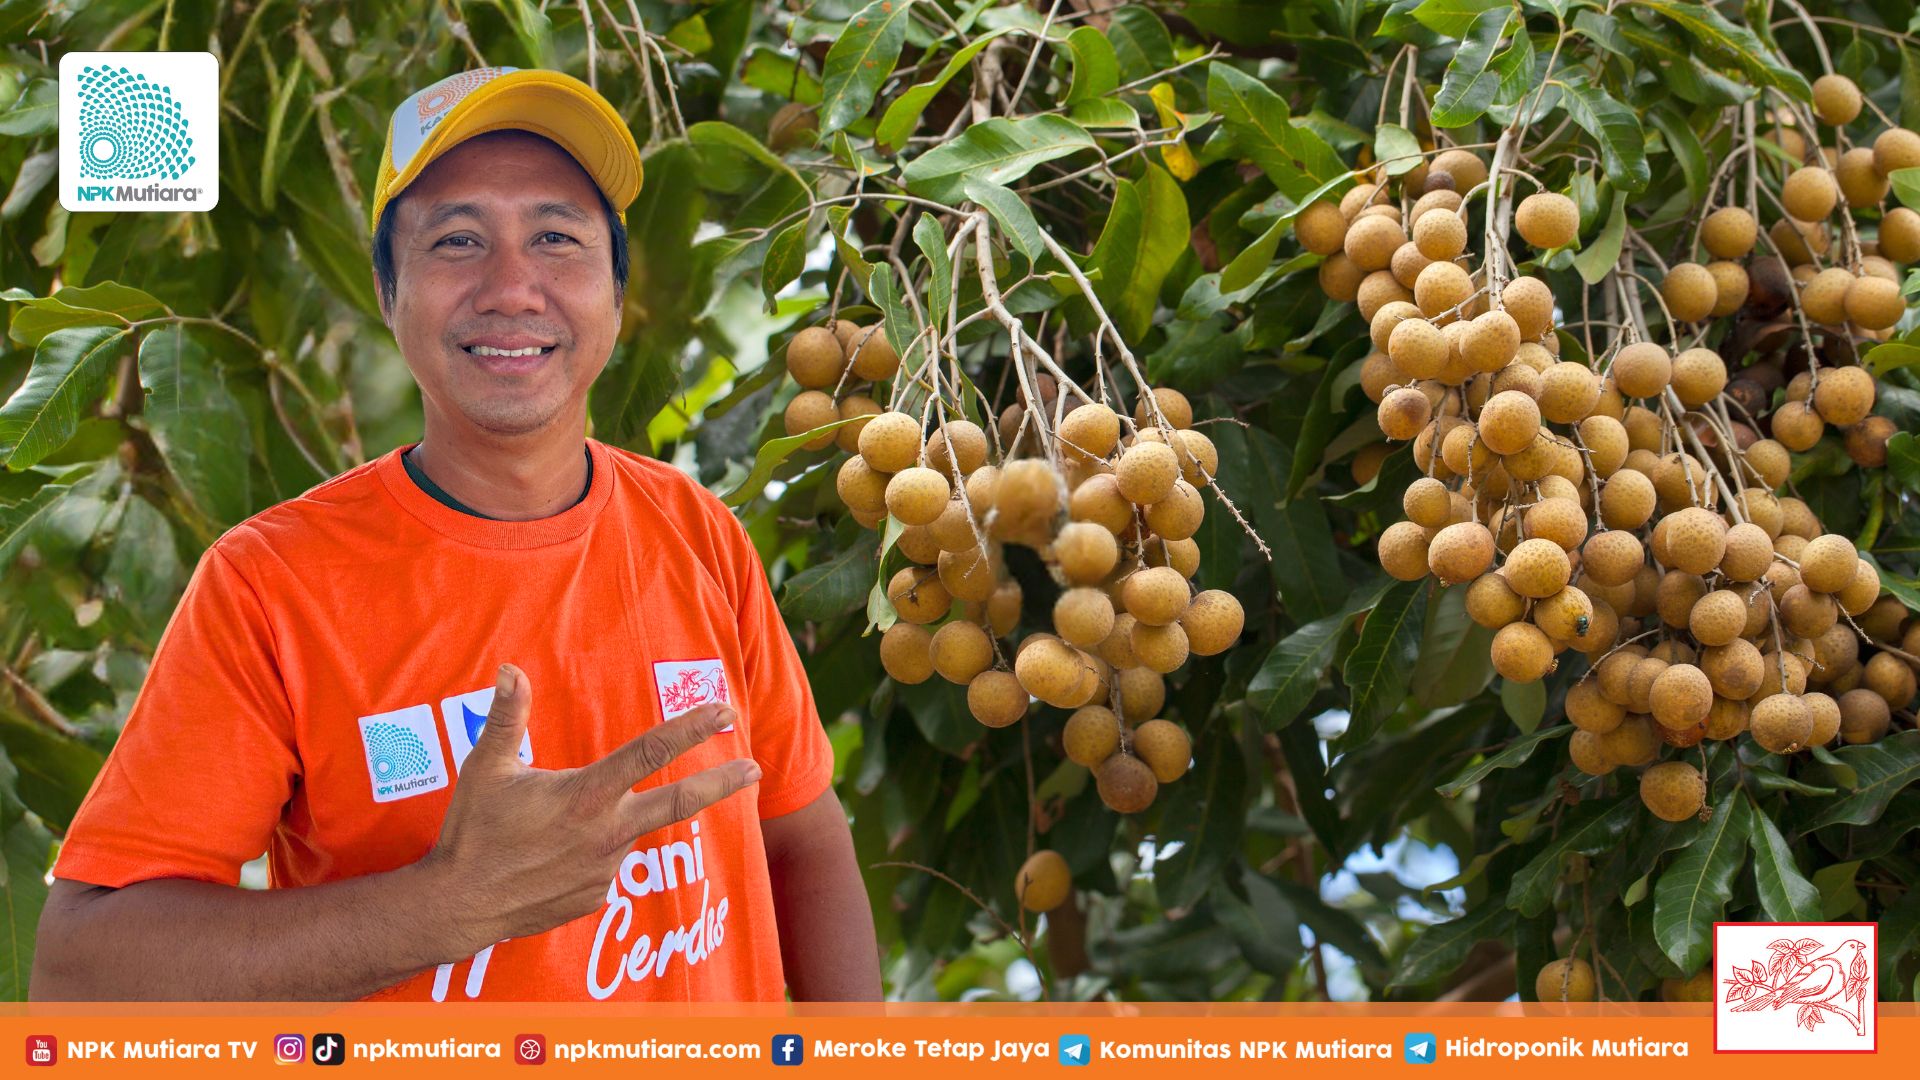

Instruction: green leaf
[0,78,53,136]
[1892,167,1920,210]
[912,213,953,332]
[0,325,132,470]
[721,418,855,507]
[1285,361,1342,500]
[962,178,1045,263]
[1206,63,1346,201]
[1500,677,1546,733]
[1430,8,1510,128]
[1653,788,1750,971]
[1800,731,1920,830]
[1409,583,1496,709]
[781,531,880,620]
[1220,425,1346,621]
[1508,798,1639,917]
[900,115,1097,203]
[1634,0,1813,101]
[874,29,1012,148]
[1106,6,1175,84]
[1864,341,1920,377]
[1747,796,1821,922]
[1340,578,1427,745]
[4,282,164,347]
[826,205,876,290]
[1573,190,1627,284]
[0,481,71,572]
[1438,726,1572,798]
[1248,576,1394,730]
[742,45,823,105]
[136,328,253,528]
[1490,24,1536,106]
[1389,896,1515,987]
[1648,106,1709,205]
[1411,0,1509,37]
[1374,124,1422,177]
[1888,432,1920,494]
[1064,25,1119,104]
[819,0,917,135]
[762,217,811,307]
[866,265,924,376]
[1555,70,1649,192]
[1089,164,1190,344]
[0,801,52,998]
[1155,732,1247,909]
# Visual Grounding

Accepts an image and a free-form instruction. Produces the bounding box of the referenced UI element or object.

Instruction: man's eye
[538,231,578,245]
[435,235,477,249]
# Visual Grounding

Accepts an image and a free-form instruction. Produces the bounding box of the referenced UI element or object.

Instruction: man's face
[382,130,618,438]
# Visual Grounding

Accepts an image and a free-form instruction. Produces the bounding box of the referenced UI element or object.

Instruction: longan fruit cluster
[862,385,1245,817]
[781,320,903,452]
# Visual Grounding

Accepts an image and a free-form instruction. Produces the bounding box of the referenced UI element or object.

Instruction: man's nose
[470,244,548,317]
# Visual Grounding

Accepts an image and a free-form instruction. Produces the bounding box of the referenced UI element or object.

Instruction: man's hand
[422,663,759,952]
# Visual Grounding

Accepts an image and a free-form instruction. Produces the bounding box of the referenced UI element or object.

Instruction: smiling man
[31,68,881,1002]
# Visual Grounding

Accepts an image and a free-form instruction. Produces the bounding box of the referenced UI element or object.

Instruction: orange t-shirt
[53,439,835,1001]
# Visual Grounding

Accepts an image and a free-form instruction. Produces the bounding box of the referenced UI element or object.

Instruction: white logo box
[59,51,219,212]
[1714,921,1877,1053]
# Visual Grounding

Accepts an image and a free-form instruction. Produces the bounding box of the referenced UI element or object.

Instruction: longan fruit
[1430,521,1497,585]
[1378,386,1434,442]
[1596,647,1648,706]
[1707,261,1750,317]
[1172,429,1218,487]
[1115,441,1180,505]
[1689,589,1749,646]
[1463,310,1522,372]
[1391,240,1434,289]
[1526,498,1588,552]
[1505,537,1572,598]
[1804,691,1841,746]
[1533,585,1593,642]
[1015,849,1072,912]
[1477,390,1541,455]
[835,394,883,453]
[1844,275,1903,330]
[1601,714,1661,767]
[1799,532,1858,593]
[1771,216,1829,265]
[1582,531,1644,587]
[1750,693,1813,753]
[968,669,1029,728]
[937,543,1000,603]
[1054,587,1117,648]
[1318,252,1365,301]
[1846,415,1897,468]
[1570,730,1616,775]
[1492,361,1543,400]
[1881,207,1920,263]
[1015,635,1094,708]
[1836,146,1888,207]
[927,419,988,478]
[1515,192,1579,249]
[1056,520,1121,585]
[886,467,951,526]
[994,460,1063,536]
[1873,127,1920,176]
[1579,415,1630,477]
[1536,957,1597,1002]
[1415,261,1474,319]
[1403,477,1453,529]
[880,622,935,684]
[1533,362,1597,425]
[1837,558,1881,616]
[1466,571,1526,629]
[1610,342,1672,399]
[786,326,848,389]
[1864,651,1916,709]
[837,454,891,514]
[1799,267,1853,326]
[1431,148,1489,192]
[1145,536,1202,579]
[1132,720,1192,783]
[1501,276,1555,341]
[1181,590,1244,656]
[1389,317,1450,380]
[931,620,995,684]
[1640,760,1707,822]
[1670,348,1727,407]
[1838,687,1891,743]
[1135,387,1194,430]
[847,324,900,382]
[1491,622,1555,682]
[1059,402,1121,462]
[1294,200,1348,256]
[1719,522,1773,582]
[859,411,923,473]
[897,523,943,565]
[1070,473,1135,536]
[1661,262,1718,323]
[1651,663,1713,729]
[1340,181,1384,220]
[1122,566,1191,627]
[888,566,951,624]
[1380,520,1434,581]
[1812,73,1863,125]
[1095,753,1158,813]
[1345,214,1406,272]
[1701,206,1757,259]
[1782,167,1838,222]
[1410,188,1464,226]
[1770,400,1824,452]
[1064,706,1122,767]
[1656,570,1708,631]
[1705,696,1750,740]
[1626,656,1671,714]
[1665,507,1729,575]
[785,390,842,450]
[1568,679,1626,734]
[1413,207,1468,260]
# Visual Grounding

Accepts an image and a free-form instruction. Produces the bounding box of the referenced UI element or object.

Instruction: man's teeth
[467,345,550,357]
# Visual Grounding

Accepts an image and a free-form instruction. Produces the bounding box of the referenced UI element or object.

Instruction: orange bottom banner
[3,1004,1917,1076]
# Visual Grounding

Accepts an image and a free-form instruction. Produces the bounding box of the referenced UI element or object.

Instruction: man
[31,68,880,1002]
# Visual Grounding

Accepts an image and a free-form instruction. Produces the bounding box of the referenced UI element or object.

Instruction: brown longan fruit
[837,454,891,514]
[1771,216,1830,265]
[1770,400,1824,452]
[1838,687,1891,743]
[1799,267,1853,326]
[1430,521,1497,585]
[1466,571,1526,629]
[1665,507,1730,575]
[1568,679,1626,734]
[1812,73,1863,125]
[1751,694,1813,753]
[1403,477,1453,529]
[1491,622,1555,682]
[1600,714,1661,767]
[1707,261,1750,317]
[1431,148,1489,192]
[1491,361,1543,400]
[1533,585,1593,642]
[1378,386,1434,442]
[859,411,923,473]
[1054,588,1116,648]
[1515,192,1579,249]
[1536,362,1599,425]
[1844,275,1904,330]
[1064,705,1122,767]
[1380,520,1434,581]
[931,620,995,684]
[786,326,848,389]
[1799,532,1858,593]
[1115,441,1180,505]
[1570,730,1616,775]
[1135,387,1194,430]
[1122,566,1190,627]
[1505,537,1572,598]
[1059,402,1121,462]
[926,419,988,478]
[1345,214,1407,272]
[880,622,935,684]
[1536,957,1597,1002]
[1702,206,1757,259]
[1865,651,1916,708]
[1130,618,1188,674]
[1837,558,1881,616]
[1501,276,1555,341]
[835,395,883,453]
[1579,415,1630,477]
[1132,720,1192,783]
[1881,207,1920,263]
[1836,146,1888,207]
[1015,635,1095,708]
[1874,127,1920,175]
[1526,499,1588,553]
[1171,429,1218,487]
[1055,521,1120,584]
[1015,850,1071,912]
[1478,390,1541,455]
[1391,240,1434,289]
[1778,496,1821,540]
[889,566,951,624]
[1705,696,1751,739]
[1847,415,1897,468]
[1582,531,1644,588]
[1610,342,1672,399]
[1655,571,1708,632]
[1804,691,1842,746]
[784,389,842,450]
[1859,596,1906,641]
[1095,753,1158,813]
[1596,647,1648,706]
[1670,348,1727,407]
[967,670,1029,728]
[1181,590,1244,656]
[1719,523,1773,582]
[886,467,951,526]
[1340,181,1384,220]
[1415,261,1474,319]
[1114,666,1165,726]
[1662,262,1718,323]
[1145,536,1202,579]
[1626,656,1670,714]
[1389,317,1450,380]
[1318,252,1365,301]
[1143,479,1204,541]
[1689,589,1748,647]
[1294,200,1347,256]
[1361,354,1405,405]
[1463,310,1522,372]
[1651,663,1713,729]
[1782,167,1839,222]
[1070,473,1135,536]
[1413,208,1468,260]
[849,324,900,382]
[938,543,1000,603]
[1410,188,1464,226]
[1640,761,1706,822]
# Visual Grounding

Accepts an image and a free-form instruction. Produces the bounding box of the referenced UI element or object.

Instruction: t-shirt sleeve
[53,544,300,889]
[718,508,834,820]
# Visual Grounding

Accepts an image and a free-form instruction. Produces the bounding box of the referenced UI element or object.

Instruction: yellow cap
[369,67,642,234]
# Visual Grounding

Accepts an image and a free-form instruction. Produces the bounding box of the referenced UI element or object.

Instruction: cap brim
[381,70,641,227]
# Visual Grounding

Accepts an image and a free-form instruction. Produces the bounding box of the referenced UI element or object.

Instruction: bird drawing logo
[1724,937,1870,1035]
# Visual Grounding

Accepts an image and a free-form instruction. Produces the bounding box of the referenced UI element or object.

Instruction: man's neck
[408,424,591,522]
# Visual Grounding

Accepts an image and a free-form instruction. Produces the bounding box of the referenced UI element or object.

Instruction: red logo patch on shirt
[653,659,733,730]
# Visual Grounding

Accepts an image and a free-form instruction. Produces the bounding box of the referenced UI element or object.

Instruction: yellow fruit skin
[1536,958,1596,1002]
[1015,850,1072,912]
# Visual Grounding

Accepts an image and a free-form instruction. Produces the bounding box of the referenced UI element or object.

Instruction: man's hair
[371,133,630,314]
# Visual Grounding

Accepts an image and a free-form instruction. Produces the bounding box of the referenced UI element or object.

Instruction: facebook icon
[771,1035,805,1066]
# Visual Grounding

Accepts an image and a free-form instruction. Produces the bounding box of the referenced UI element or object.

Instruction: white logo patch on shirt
[652,659,733,730]
[357,704,450,803]
[439,687,534,774]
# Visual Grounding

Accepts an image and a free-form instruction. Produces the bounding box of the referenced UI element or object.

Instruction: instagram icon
[275,1034,306,1064]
